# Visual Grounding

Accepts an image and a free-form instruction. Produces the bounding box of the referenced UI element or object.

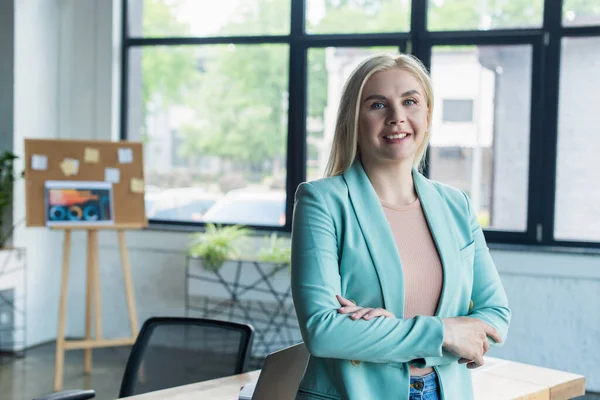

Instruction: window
[428,0,544,31]
[121,1,600,248]
[554,37,600,242]
[126,3,289,227]
[430,45,532,232]
[128,0,291,37]
[442,99,474,123]
[563,1,600,27]
[305,0,411,34]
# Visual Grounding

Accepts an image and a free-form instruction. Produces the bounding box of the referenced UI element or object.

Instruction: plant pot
[185,256,301,364]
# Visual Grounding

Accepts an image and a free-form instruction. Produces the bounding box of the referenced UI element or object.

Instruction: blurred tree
[178,0,294,170]
[140,0,198,141]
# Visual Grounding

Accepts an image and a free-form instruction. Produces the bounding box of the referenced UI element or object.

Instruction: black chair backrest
[118,317,254,397]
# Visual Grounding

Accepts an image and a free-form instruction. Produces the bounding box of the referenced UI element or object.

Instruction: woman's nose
[387,106,407,125]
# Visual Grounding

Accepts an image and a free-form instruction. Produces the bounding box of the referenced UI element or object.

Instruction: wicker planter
[185,256,301,366]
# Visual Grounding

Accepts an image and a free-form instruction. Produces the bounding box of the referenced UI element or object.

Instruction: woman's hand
[336,295,395,320]
[442,317,502,369]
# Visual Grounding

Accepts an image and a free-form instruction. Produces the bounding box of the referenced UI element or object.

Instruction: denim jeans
[409,371,441,400]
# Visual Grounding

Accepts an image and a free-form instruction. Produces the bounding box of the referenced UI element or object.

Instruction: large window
[555,37,600,242]
[122,0,600,249]
[429,45,532,232]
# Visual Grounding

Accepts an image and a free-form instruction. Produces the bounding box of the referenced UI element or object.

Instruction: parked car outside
[145,188,221,221]
[202,189,286,227]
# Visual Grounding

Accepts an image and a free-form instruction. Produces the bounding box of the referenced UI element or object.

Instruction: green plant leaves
[188,223,250,271]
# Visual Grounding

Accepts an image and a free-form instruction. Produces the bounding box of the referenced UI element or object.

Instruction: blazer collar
[342,159,460,318]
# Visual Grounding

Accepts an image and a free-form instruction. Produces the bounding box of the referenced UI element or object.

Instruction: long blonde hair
[324,53,434,177]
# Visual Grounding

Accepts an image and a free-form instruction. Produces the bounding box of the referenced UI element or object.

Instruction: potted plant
[258,232,291,266]
[0,151,19,246]
[0,150,27,355]
[188,223,250,271]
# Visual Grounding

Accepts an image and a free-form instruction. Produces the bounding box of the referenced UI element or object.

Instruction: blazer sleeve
[411,191,511,369]
[291,182,445,363]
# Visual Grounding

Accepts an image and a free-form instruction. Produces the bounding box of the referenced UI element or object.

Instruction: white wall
[14,0,64,347]
[11,0,600,393]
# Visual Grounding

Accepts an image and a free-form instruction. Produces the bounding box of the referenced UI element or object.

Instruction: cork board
[24,138,147,228]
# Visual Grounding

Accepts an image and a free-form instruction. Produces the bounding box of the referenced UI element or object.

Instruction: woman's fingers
[363,308,395,320]
[350,307,373,320]
[467,357,485,369]
[336,296,395,320]
[337,305,362,314]
[483,337,490,355]
[336,294,355,307]
[483,323,503,344]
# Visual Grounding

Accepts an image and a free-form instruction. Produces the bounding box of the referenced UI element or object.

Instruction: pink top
[381,198,443,376]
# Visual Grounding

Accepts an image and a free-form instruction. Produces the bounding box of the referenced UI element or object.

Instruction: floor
[0,343,599,400]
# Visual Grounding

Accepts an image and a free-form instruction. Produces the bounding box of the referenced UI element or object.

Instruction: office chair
[34,317,255,399]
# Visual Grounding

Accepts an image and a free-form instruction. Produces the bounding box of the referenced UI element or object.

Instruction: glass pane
[306,0,410,34]
[428,45,532,231]
[563,1,600,27]
[306,47,399,182]
[128,0,291,37]
[555,37,600,242]
[428,0,543,31]
[127,44,289,226]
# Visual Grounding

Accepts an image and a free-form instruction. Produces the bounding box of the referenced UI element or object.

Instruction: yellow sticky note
[130,178,145,193]
[84,147,99,163]
[59,158,79,176]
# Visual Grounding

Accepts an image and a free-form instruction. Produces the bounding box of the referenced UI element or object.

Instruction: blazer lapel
[412,167,461,317]
[342,161,405,318]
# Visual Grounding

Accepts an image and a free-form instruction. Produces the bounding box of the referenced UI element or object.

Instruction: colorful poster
[44,181,114,226]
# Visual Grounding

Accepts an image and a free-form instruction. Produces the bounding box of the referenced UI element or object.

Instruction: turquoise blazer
[291,160,511,400]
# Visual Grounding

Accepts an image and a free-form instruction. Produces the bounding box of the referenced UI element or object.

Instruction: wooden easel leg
[118,230,138,338]
[54,230,72,392]
[84,230,93,373]
[92,230,103,341]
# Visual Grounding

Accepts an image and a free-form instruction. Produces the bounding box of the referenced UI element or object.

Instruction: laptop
[239,342,310,400]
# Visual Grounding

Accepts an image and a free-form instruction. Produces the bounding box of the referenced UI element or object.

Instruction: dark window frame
[120,0,600,249]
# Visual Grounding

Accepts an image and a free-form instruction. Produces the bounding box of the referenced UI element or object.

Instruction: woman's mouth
[383,133,410,142]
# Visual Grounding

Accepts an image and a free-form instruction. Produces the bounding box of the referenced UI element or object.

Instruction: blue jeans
[409,371,441,400]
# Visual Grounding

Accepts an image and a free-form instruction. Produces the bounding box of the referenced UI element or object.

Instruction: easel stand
[53,226,140,391]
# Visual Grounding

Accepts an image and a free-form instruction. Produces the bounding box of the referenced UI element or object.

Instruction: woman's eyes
[369,99,417,109]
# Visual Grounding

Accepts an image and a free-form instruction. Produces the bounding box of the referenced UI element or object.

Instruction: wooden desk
[121,357,585,400]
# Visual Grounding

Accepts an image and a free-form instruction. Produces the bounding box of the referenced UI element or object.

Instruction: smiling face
[357,67,430,168]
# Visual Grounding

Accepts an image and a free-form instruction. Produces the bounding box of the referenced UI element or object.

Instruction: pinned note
[84,147,100,163]
[60,158,79,176]
[104,168,120,184]
[130,178,145,193]
[118,148,133,164]
[31,154,48,171]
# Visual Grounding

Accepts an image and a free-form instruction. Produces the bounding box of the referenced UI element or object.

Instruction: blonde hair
[324,53,434,177]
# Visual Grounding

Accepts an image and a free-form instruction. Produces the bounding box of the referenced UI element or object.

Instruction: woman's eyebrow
[363,94,387,103]
[363,90,421,103]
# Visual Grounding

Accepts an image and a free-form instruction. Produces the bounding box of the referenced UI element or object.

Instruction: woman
[290,53,511,400]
